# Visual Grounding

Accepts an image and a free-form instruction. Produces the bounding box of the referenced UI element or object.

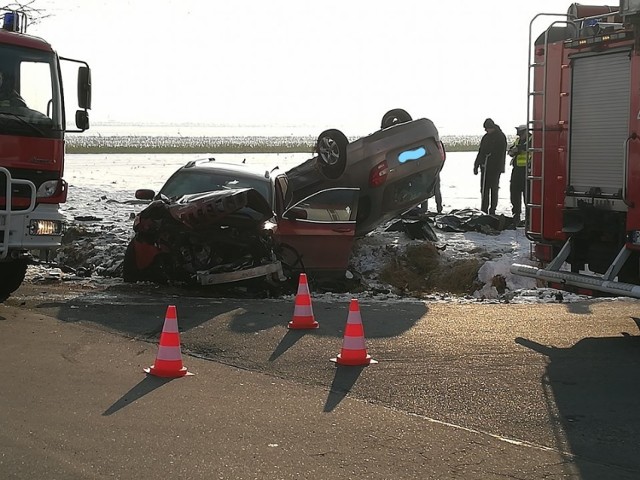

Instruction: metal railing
[0,166,37,259]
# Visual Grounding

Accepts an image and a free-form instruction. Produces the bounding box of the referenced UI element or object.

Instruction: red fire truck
[0,10,91,301]
[510,2,640,298]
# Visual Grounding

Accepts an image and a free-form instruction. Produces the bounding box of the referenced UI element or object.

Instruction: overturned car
[287,108,446,236]
[123,109,444,288]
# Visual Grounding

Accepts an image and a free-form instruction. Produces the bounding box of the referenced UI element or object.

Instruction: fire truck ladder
[0,167,37,260]
[524,14,574,242]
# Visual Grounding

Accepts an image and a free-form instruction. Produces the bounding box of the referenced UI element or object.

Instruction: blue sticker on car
[398,146,427,163]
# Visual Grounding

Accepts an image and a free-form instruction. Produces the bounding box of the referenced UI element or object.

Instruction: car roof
[181,158,276,181]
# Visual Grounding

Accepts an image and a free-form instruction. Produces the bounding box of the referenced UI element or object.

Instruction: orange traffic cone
[145,305,193,378]
[331,299,377,366]
[288,273,319,329]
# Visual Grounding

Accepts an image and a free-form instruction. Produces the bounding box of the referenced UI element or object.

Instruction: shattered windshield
[0,44,62,137]
[160,169,273,205]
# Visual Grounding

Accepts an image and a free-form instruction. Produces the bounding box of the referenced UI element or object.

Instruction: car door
[274,187,359,276]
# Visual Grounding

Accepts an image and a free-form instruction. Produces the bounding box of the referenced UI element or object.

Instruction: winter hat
[483,118,496,129]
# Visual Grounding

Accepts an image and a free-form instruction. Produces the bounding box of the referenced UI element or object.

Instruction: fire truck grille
[0,168,59,202]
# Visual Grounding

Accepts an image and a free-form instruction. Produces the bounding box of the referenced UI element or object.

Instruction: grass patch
[380,243,483,296]
[66,144,316,154]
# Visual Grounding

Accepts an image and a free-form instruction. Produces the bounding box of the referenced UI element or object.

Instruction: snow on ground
[343,219,593,304]
[25,151,600,304]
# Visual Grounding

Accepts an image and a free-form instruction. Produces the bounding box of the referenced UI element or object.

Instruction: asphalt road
[2,281,640,479]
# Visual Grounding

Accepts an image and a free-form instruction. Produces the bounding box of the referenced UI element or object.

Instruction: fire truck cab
[0,10,91,301]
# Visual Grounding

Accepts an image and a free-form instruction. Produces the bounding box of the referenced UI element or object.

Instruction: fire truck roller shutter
[569,51,630,197]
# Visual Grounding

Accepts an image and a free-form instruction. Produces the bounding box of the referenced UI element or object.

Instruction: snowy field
[47,150,596,304]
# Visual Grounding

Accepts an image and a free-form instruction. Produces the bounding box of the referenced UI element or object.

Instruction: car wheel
[380,109,412,129]
[315,129,348,180]
[122,241,141,283]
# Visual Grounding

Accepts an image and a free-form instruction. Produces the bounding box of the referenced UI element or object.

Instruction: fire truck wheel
[380,108,412,129]
[315,129,348,179]
[0,260,28,302]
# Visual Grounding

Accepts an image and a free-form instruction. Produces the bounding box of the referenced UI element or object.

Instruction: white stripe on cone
[155,345,183,361]
[293,304,313,316]
[341,336,367,350]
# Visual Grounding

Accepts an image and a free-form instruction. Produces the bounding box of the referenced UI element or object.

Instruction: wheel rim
[318,136,340,166]
[383,116,400,128]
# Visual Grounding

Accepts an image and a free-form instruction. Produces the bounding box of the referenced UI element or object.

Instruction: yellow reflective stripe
[516,153,527,166]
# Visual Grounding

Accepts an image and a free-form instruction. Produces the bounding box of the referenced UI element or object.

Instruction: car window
[160,170,272,204]
[284,188,359,222]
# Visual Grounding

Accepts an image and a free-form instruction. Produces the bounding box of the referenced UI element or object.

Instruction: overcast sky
[23,0,576,136]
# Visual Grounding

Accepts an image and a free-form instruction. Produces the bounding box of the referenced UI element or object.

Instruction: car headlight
[29,219,64,235]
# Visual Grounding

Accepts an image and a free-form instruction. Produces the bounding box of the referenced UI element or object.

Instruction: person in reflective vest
[508,125,529,227]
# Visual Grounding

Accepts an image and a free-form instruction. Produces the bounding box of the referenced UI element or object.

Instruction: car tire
[315,129,348,180]
[381,109,412,129]
[122,241,141,283]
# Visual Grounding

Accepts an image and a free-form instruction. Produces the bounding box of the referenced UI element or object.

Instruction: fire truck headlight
[29,219,64,236]
[37,180,60,198]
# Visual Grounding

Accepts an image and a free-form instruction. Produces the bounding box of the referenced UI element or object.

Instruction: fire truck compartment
[568,50,630,201]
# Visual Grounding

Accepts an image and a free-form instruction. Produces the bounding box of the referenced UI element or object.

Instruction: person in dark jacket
[473,118,507,214]
[508,125,529,227]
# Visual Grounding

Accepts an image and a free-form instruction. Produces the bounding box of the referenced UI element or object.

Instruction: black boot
[514,214,525,227]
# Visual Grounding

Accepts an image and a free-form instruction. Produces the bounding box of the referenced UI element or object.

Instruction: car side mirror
[135,189,155,200]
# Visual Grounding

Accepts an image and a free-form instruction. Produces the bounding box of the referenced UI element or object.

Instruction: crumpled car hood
[167,188,273,227]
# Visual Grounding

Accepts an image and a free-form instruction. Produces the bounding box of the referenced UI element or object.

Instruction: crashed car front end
[122,188,285,286]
